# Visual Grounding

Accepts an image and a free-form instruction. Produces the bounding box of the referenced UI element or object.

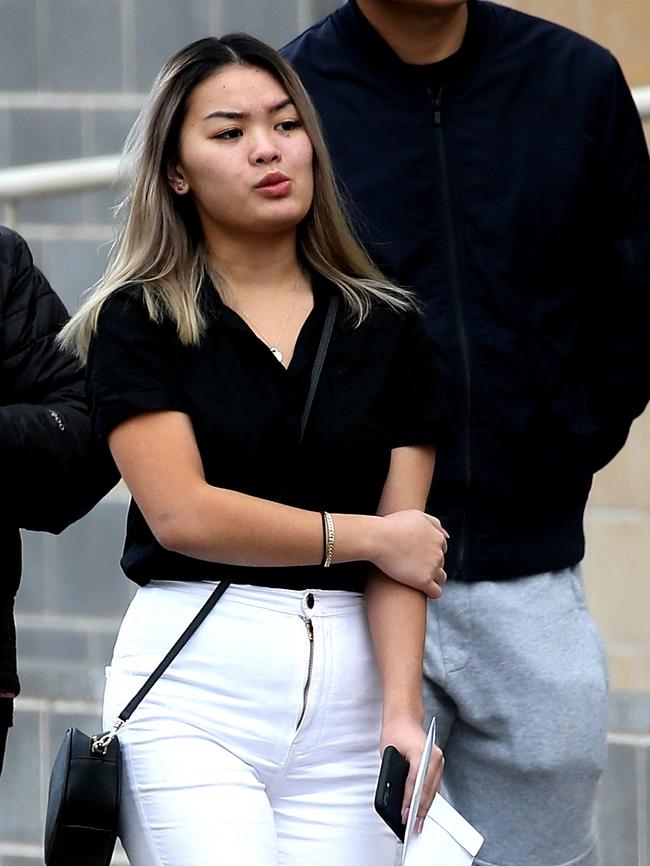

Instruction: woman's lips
[255,179,291,197]
[254,172,291,197]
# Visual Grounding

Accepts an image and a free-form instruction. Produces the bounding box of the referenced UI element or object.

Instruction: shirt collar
[198,269,340,339]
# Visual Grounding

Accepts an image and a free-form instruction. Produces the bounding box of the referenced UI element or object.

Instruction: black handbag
[44,577,231,866]
[44,293,339,866]
[44,727,121,866]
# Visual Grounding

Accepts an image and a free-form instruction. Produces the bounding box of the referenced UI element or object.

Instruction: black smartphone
[374,745,410,841]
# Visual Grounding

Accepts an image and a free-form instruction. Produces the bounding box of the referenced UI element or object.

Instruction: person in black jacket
[284,2,650,864]
[0,225,117,775]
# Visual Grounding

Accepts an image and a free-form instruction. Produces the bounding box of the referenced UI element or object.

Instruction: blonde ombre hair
[60,34,414,361]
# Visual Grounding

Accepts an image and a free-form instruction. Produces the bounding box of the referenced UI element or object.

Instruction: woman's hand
[380,714,444,835]
[371,510,448,598]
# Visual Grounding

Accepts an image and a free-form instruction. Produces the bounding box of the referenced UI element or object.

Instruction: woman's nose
[250,132,280,165]
[254,151,279,164]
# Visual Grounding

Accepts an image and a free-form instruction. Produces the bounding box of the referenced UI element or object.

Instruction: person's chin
[251,202,311,234]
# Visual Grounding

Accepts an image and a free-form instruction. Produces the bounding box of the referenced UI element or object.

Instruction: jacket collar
[333,0,494,87]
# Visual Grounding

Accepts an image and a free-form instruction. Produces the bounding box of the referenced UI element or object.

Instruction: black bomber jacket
[284,0,650,581]
[0,226,117,711]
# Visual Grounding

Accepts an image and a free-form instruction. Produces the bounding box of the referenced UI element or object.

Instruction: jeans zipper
[428,85,472,578]
[296,618,314,729]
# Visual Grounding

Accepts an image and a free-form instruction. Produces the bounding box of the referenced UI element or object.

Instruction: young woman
[61,34,447,866]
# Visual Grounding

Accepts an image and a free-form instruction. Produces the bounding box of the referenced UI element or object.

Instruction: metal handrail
[0,155,122,227]
[0,85,648,228]
[0,154,121,200]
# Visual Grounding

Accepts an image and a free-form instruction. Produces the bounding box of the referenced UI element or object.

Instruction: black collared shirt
[87,276,445,592]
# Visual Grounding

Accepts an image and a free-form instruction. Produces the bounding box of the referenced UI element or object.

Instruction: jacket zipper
[428,86,472,578]
[296,618,314,729]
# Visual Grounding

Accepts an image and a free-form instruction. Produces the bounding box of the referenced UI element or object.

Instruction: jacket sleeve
[582,55,650,470]
[0,228,118,532]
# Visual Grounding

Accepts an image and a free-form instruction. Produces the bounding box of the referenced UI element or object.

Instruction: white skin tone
[111,64,445,827]
[357,0,469,65]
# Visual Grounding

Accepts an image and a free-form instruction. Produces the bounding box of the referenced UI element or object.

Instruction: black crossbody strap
[118,577,230,722]
[105,291,340,734]
[300,293,339,446]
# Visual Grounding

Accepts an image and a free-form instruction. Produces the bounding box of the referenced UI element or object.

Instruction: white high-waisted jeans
[103,580,396,866]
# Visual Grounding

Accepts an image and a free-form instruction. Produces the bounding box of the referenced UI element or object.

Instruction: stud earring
[176,181,185,192]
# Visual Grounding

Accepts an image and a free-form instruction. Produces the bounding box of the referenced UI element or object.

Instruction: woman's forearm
[365,440,435,719]
[108,413,445,595]
[366,569,445,830]
[365,569,426,724]
[156,481,381,567]
[109,410,381,567]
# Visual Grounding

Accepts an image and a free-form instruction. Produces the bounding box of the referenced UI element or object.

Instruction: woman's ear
[167,164,190,195]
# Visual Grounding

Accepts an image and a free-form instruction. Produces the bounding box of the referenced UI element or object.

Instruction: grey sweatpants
[423,566,608,866]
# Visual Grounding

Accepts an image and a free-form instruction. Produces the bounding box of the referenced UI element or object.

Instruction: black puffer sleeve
[0,227,118,534]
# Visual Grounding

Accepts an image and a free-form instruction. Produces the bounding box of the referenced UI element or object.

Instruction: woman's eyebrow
[202,98,294,122]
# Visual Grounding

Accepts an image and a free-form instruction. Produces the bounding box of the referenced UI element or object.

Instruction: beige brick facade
[507,0,650,85]
[586,412,650,692]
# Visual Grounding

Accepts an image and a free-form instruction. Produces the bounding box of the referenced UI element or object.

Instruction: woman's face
[171,64,314,242]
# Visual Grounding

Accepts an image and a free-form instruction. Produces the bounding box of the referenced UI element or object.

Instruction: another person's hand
[380,714,444,834]
[372,510,448,597]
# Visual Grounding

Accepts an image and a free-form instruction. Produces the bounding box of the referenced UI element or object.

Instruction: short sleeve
[86,287,187,438]
[386,307,448,448]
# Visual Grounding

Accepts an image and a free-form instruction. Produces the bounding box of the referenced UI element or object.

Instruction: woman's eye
[215,128,242,140]
[275,119,302,133]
